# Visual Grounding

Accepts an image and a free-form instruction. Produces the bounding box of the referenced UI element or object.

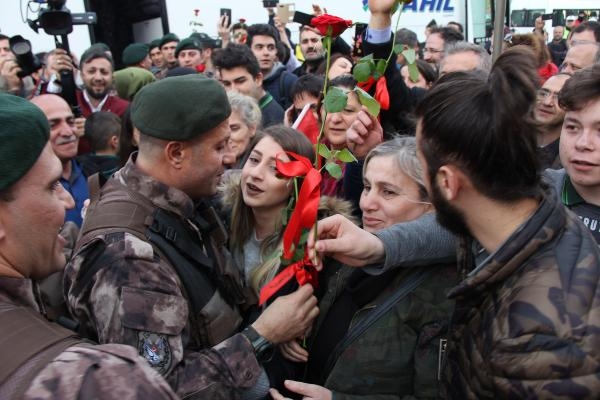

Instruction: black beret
[189,32,217,49]
[159,33,180,49]
[175,38,202,58]
[165,67,198,78]
[149,39,162,50]
[122,43,150,66]
[131,75,231,141]
[0,94,49,191]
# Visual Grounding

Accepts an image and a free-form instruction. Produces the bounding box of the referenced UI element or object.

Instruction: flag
[292,103,319,145]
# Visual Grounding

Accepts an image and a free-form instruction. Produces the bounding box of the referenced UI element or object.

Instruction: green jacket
[310,263,457,399]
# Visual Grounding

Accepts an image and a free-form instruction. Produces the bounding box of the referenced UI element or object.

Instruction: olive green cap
[0,94,49,191]
[130,75,231,141]
[159,33,180,49]
[122,43,150,66]
[149,38,162,50]
[175,37,202,58]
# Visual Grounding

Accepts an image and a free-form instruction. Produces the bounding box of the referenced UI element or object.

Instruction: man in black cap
[175,37,204,71]
[148,39,164,74]
[64,75,319,399]
[0,93,178,399]
[156,33,180,79]
[189,32,219,77]
[122,43,152,70]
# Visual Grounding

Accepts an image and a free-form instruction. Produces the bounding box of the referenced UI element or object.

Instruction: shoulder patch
[137,331,172,375]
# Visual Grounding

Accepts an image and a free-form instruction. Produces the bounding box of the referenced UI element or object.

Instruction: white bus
[509,0,599,34]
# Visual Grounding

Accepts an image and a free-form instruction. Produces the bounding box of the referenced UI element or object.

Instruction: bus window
[511,9,544,27]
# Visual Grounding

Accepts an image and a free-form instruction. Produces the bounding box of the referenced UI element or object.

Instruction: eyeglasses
[536,88,559,102]
[423,47,443,54]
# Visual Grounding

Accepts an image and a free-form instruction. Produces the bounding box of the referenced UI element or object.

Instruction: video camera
[29,0,97,36]
[21,0,97,116]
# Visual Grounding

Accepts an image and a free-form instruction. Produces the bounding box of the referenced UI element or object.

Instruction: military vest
[72,174,248,349]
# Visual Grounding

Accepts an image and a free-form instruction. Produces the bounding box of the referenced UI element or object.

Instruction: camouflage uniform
[0,276,177,400]
[444,186,600,399]
[305,263,456,399]
[64,158,262,399]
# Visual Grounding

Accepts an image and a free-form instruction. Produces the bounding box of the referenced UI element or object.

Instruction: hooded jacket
[262,62,298,110]
[444,185,600,399]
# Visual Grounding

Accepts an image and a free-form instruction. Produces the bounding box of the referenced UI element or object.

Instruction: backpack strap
[322,267,435,380]
[0,303,83,399]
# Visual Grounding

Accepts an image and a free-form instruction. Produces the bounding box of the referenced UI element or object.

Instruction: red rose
[310,14,352,38]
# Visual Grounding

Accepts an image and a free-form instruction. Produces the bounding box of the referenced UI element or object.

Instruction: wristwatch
[241,326,274,361]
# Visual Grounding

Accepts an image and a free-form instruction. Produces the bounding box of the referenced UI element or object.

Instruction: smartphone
[220,8,232,28]
[292,10,313,26]
[263,0,279,8]
[352,23,368,57]
[277,3,295,23]
[541,13,553,21]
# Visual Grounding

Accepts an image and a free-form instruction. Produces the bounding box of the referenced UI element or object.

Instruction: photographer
[0,34,37,98]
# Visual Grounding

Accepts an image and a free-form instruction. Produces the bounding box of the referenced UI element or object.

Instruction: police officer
[64,75,319,399]
[0,93,177,399]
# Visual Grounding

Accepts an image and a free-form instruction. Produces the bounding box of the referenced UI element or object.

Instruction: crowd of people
[1,0,600,398]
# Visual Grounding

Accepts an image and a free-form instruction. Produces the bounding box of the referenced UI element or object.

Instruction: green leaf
[324,87,348,113]
[325,162,343,180]
[360,53,374,61]
[407,62,420,83]
[352,60,374,83]
[355,87,381,117]
[402,48,416,64]
[336,148,358,163]
[393,43,404,55]
[376,59,387,76]
[317,143,332,160]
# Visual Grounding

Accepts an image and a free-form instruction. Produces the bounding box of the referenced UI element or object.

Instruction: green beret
[114,66,156,101]
[149,39,162,50]
[122,43,150,66]
[159,33,180,49]
[189,32,217,49]
[175,38,202,58]
[0,94,49,191]
[131,75,231,141]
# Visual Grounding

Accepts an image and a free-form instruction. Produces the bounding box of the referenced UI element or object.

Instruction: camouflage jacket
[0,276,177,400]
[444,187,600,399]
[64,158,262,399]
[307,263,456,399]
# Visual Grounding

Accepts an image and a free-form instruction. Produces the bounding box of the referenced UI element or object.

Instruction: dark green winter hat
[149,39,162,50]
[122,43,150,66]
[0,93,49,191]
[159,33,180,49]
[175,37,202,58]
[131,75,231,141]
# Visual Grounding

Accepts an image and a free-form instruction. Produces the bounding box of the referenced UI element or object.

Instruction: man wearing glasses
[535,72,571,169]
[422,27,463,68]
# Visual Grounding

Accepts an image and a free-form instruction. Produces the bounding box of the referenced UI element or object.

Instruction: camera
[9,35,42,78]
[29,0,97,36]
[26,0,97,117]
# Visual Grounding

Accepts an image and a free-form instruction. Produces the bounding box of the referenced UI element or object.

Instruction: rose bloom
[311,14,352,38]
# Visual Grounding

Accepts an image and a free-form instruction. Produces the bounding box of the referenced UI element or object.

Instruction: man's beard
[85,84,110,100]
[430,178,472,237]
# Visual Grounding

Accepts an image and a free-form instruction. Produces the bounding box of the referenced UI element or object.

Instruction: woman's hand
[279,339,309,362]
